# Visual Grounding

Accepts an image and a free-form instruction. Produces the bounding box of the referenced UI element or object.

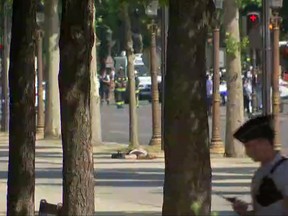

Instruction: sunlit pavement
[0,100,287,214]
[0,136,258,215]
[101,100,288,153]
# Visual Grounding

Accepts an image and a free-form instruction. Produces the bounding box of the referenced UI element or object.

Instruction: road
[101,101,288,152]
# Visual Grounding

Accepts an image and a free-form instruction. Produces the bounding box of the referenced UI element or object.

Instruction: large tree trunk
[162,1,213,215]
[44,0,61,138]
[7,0,36,215]
[224,0,245,157]
[121,2,139,148]
[59,0,95,214]
[90,4,102,146]
[1,2,10,132]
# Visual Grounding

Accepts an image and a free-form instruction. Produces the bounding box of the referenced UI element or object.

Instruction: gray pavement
[0,101,287,215]
[101,101,288,152]
[0,135,258,215]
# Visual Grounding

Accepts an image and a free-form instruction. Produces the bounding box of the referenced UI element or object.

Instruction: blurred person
[232,115,288,216]
[114,67,127,108]
[206,74,213,116]
[243,78,252,115]
[99,69,111,105]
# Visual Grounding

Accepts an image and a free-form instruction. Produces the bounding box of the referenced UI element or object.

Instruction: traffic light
[246,12,261,33]
[246,11,261,49]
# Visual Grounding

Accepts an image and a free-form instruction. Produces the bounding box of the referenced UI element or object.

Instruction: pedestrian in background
[99,69,111,105]
[135,70,140,107]
[114,67,127,109]
[243,78,252,116]
[206,74,213,116]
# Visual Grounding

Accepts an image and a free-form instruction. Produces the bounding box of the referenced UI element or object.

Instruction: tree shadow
[95,167,164,187]
[94,211,161,216]
[36,152,62,159]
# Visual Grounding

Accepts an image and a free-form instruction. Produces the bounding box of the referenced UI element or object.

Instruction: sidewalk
[0,133,257,215]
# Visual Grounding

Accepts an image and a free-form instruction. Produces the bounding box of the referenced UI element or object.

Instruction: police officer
[232,115,288,216]
[114,67,127,109]
[135,70,140,107]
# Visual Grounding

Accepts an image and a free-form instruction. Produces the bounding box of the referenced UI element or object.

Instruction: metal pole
[262,0,272,115]
[251,49,258,114]
[272,11,281,150]
[36,30,44,134]
[149,21,161,146]
[210,27,224,155]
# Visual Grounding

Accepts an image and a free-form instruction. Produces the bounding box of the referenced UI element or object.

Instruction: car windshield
[135,65,149,77]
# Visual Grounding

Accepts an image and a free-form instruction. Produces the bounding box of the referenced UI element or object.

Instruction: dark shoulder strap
[270,157,287,174]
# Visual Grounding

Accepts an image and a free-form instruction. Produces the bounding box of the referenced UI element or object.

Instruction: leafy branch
[225,33,249,57]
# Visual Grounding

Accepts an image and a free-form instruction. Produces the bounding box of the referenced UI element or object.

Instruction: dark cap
[233,115,275,144]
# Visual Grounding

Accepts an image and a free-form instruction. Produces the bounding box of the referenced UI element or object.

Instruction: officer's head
[233,115,275,162]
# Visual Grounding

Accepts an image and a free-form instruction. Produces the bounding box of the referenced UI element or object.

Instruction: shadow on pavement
[94,210,235,216]
[0,210,235,216]
[95,168,164,187]
[95,211,161,216]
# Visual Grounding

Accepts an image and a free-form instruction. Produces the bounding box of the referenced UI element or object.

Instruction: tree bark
[59,0,95,214]
[7,0,36,215]
[44,0,61,138]
[90,4,102,146]
[162,1,213,215]
[121,2,139,148]
[223,0,245,157]
[1,2,10,132]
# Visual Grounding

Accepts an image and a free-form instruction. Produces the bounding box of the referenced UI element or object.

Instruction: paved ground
[0,101,287,215]
[101,101,288,152]
[0,134,258,215]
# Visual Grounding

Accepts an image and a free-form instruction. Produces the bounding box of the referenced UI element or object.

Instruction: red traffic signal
[247,12,260,25]
[246,12,261,34]
[248,14,258,23]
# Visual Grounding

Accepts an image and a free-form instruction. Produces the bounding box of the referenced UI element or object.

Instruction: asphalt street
[101,100,288,152]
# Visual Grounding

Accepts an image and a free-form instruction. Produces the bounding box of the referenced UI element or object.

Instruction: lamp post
[251,50,258,114]
[210,0,224,155]
[146,0,161,146]
[271,0,283,150]
[36,3,45,134]
[262,0,272,115]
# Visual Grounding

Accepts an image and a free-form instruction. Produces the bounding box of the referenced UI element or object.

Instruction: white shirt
[206,79,213,96]
[251,153,288,216]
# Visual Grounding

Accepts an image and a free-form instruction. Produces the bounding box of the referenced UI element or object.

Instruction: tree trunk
[121,2,139,148]
[223,0,245,157]
[162,1,213,215]
[59,0,95,214]
[1,2,10,132]
[7,0,36,215]
[44,0,61,138]
[90,4,102,146]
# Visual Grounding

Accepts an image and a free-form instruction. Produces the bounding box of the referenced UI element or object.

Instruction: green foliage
[225,33,249,57]
[191,202,201,215]
[239,0,261,8]
[191,201,219,216]
[225,33,239,56]
[159,0,168,5]
[241,36,249,51]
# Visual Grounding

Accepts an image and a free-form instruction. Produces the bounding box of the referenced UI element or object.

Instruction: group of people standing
[99,67,140,109]
[205,67,263,117]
